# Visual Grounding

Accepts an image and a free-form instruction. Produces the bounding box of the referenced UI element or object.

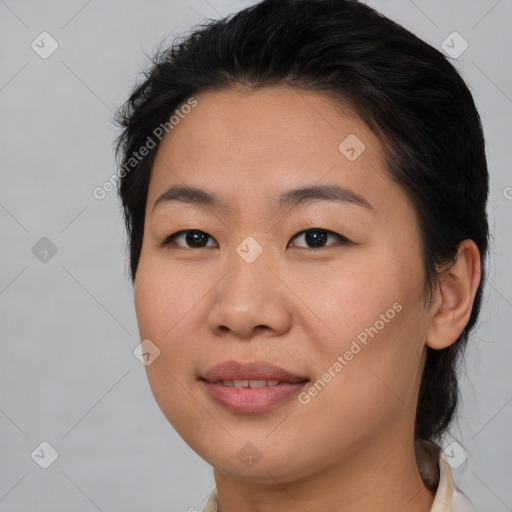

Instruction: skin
[133,86,481,512]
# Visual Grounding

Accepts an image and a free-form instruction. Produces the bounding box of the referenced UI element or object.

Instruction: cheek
[292,307,426,460]
[308,286,428,416]
[292,251,408,353]
[134,260,204,431]
[134,252,204,340]
[134,274,194,375]
[295,243,428,402]
[134,270,167,341]
[133,252,220,386]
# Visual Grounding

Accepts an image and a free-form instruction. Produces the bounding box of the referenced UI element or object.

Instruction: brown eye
[289,229,350,249]
[162,230,217,248]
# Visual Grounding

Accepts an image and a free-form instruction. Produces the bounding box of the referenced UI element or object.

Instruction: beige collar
[431,451,455,512]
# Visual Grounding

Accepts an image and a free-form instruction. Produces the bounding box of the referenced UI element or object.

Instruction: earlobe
[425,240,481,350]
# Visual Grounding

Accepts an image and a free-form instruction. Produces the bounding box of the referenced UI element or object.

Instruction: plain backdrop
[1,0,511,510]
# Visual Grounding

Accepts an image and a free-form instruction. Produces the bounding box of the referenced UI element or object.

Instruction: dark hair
[115,0,489,444]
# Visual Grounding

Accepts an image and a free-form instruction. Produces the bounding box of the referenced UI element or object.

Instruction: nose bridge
[225,233,277,303]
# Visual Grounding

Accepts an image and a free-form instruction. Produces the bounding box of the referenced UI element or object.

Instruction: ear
[426,240,482,350]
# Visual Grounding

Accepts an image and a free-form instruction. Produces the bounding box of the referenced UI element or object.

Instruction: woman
[115,1,489,510]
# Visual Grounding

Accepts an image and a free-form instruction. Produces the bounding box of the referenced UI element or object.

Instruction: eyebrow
[152,183,373,213]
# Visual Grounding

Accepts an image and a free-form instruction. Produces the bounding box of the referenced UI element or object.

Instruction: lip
[202,360,308,383]
[200,360,309,413]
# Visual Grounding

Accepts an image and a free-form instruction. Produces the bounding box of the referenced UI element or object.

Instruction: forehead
[147,86,400,215]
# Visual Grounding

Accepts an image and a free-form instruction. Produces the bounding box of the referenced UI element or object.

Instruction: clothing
[433,451,475,511]
[202,450,475,512]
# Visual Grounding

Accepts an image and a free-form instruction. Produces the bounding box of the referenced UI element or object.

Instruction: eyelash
[159,228,351,250]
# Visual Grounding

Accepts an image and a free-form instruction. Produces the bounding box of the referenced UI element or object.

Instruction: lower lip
[202,380,308,413]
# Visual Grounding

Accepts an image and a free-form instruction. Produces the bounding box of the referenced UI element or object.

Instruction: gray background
[0,0,510,510]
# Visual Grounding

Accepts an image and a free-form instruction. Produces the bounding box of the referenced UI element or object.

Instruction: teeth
[248,380,266,388]
[219,379,281,388]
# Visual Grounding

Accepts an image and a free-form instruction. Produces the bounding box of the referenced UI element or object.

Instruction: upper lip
[202,360,309,383]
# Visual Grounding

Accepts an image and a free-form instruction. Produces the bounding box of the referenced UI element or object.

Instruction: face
[134,86,434,483]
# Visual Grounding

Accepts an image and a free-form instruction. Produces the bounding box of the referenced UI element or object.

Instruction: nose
[206,246,293,340]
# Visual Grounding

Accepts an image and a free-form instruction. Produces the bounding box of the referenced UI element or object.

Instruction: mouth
[200,360,309,413]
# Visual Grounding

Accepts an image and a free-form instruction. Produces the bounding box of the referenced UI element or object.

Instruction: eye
[160,228,350,250]
[161,230,217,249]
[288,228,350,249]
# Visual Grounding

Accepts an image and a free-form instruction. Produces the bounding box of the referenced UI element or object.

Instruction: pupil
[305,230,327,247]
[186,230,208,247]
